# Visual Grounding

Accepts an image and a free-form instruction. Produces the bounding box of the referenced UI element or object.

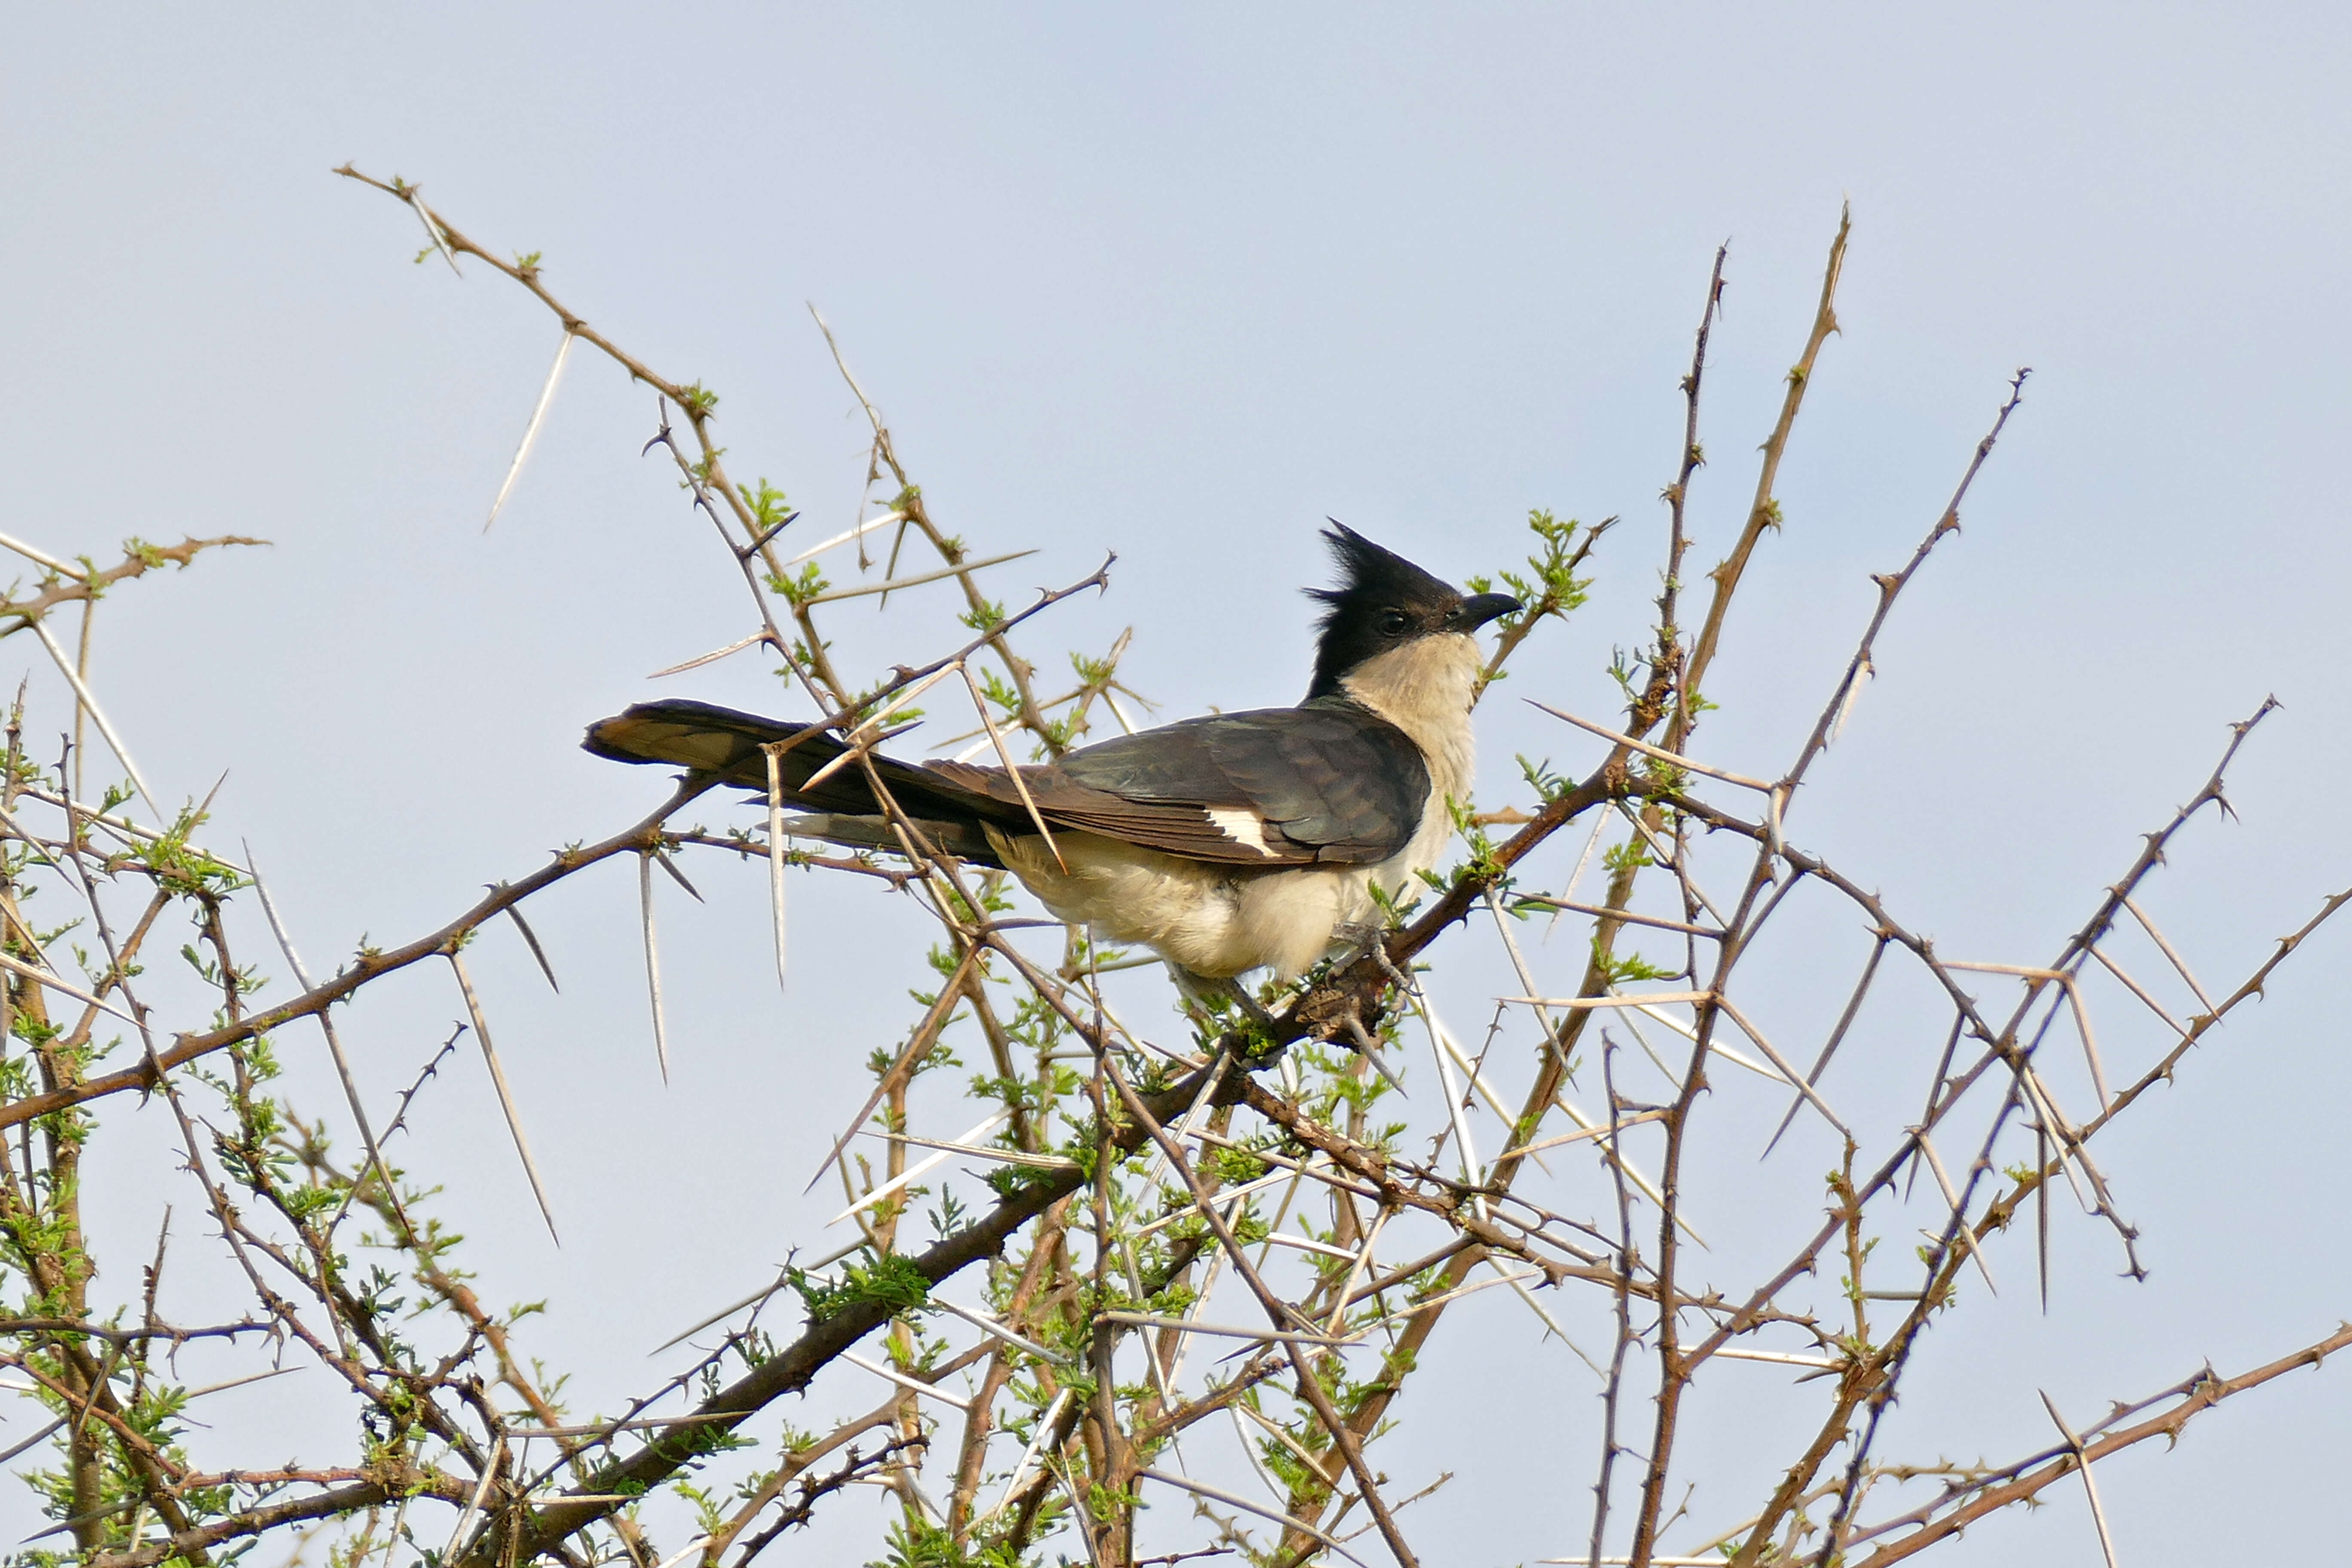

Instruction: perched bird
[585,525,1519,1013]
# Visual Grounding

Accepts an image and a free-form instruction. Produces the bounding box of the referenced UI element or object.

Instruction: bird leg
[1330,921,1414,995]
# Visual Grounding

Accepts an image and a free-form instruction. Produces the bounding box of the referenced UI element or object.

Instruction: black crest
[1304,523,1465,698]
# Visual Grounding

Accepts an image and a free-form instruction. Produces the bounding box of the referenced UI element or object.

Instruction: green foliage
[791,1250,935,1325]
[1084,1477,1140,1525]
[868,1518,1031,1568]
[1205,1142,1270,1186]
[1293,1041,1405,1142]
[1446,797,1508,885]
[743,477,793,535]
[926,1186,970,1240]
[1366,875,1424,927]
[640,1419,756,1474]
[133,808,248,900]
[986,1158,1074,1207]
[1594,944,1672,986]
[1635,760,1690,798]
[766,560,830,606]
[1519,753,1573,805]
[1602,836,1653,875]
[975,668,1021,716]
[1465,508,1598,637]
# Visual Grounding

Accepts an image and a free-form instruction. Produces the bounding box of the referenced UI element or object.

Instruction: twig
[1842,1326,2352,1565]
[502,901,561,992]
[1102,1056,1423,1568]
[802,550,1039,606]
[639,852,671,1081]
[1677,205,1849,726]
[1528,701,1774,791]
[829,1109,1012,1226]
[447,952,558,1243]
[840,1351,970,1411]
[2037,1391,2121,1568]
[247,845,392,1204]
[30,616,157,815]
[0,776,718,1132]
[1138,1469,1371,1568]
[484,328,575,531]
[650,629,771,679]
[958,663,1064,870]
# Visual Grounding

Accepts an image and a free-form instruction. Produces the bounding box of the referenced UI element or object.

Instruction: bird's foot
[1331,922,1414,994]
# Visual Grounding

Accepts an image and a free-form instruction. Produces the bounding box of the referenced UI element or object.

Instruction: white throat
[1335,633,1481,806]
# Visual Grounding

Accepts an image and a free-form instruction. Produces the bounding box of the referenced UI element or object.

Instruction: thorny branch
[2,181,2339,1568]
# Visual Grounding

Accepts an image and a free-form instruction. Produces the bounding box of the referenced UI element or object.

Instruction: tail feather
[584,698,1014,862]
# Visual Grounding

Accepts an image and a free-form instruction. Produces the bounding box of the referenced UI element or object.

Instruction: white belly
[993,791,1449,981]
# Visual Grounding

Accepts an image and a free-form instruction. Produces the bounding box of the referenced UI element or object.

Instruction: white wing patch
[1205,806,1283,858]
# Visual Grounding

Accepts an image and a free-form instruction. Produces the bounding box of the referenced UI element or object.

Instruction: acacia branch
[1677,207,1848,735]
[90,1471,466,1568]
[0,536,264,630]
[490,1063,1219,1564]
[1847,1323,2352,1566]
[0,778,712,1132]
[0,556,1111,1135]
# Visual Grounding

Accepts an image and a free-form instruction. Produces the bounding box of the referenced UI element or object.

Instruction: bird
[584,524,1521,1017]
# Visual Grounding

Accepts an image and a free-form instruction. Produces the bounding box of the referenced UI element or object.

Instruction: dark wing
[587,697,1428,869]
[1191,703,1429,860]
[926,700,1428,866]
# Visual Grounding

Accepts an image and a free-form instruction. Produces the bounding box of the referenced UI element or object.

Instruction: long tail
[584,698,1019,864]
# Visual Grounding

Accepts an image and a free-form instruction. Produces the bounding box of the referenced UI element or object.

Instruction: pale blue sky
[4,6,2349,1563]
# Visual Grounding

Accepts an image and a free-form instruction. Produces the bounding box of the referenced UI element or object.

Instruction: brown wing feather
[919,759,1320,867]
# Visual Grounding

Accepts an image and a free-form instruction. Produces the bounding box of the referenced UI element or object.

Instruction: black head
[1304,522,1521,699]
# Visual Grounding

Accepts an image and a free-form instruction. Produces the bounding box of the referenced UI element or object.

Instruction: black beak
[1452,592,1522,632]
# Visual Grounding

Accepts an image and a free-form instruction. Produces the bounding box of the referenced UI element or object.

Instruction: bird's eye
[1378,610,1411,636]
